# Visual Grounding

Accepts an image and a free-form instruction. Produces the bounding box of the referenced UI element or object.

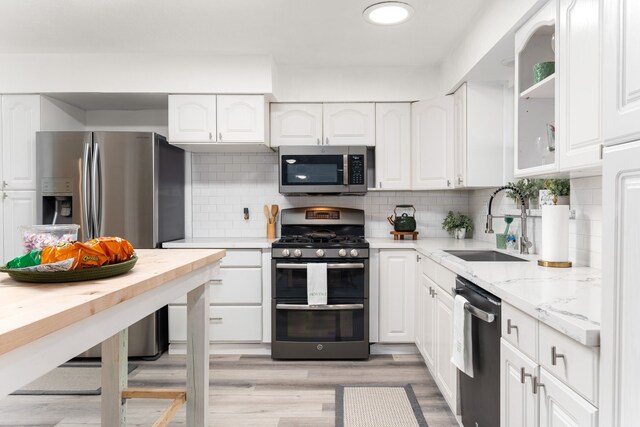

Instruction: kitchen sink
[444,250,528,262]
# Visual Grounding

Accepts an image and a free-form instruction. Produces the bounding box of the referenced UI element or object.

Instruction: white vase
[454,228,467,239]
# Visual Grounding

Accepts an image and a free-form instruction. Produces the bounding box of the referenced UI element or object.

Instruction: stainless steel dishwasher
[454,276,501,427]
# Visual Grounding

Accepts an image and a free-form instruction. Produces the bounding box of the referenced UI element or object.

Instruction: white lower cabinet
[501,339,539,427]
[168,249,263,348]
[539,369,598,427]
[379,250,416,342]
[417,274,436,371]
[434,287,457,408]
[500,302,599,427]
[2,191,36,263]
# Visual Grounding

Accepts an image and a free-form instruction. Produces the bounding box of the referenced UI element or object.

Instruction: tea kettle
[387,205,417,232]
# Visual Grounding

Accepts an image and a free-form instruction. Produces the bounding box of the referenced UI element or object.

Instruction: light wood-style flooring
[0,352,458,426]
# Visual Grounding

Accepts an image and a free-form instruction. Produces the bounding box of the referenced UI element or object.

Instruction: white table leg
[101,328,128,427]
[187,283,210,426]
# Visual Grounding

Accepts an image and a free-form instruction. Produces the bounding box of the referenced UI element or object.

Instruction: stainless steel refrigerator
[36,131,185,358]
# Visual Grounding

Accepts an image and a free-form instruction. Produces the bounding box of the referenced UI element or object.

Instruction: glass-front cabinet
[514,0,558,177]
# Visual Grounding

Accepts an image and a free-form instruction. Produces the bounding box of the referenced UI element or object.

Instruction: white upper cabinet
[217,95,265,143]
[453,82,505,188]
[557,0,603,171]
[514,0,558,177]
[322,103,375,146]
[374,103,411,190]
[602,0,640,146]
[411,97,454,190]
[270,103,323,147]
[168,94,217,143]
[1,95,40,191]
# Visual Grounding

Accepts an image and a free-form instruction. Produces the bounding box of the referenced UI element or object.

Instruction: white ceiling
[0,0,488,67]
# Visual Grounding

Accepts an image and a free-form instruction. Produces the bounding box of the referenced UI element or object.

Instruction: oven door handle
[276,303,364,311]
[276,263,365,270]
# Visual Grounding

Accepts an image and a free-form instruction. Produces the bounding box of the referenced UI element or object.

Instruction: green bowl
[533,61,555,84]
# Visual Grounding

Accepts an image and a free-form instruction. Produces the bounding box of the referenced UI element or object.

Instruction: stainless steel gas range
[271,207,369,360]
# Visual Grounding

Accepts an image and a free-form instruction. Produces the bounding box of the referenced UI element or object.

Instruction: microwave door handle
[343,154,349,186]
[276,304,364,311]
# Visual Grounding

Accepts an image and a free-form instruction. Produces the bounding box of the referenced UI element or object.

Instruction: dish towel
[451,294,474,378]
[307,263,328,306]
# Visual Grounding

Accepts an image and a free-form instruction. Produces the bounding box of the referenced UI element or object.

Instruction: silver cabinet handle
[520,367,533,385]
[317,138,321,145]
[208,279,223,285]
[276,263,365,270]
[209,132,213,140]
[428,286,433,296]
[210,317,223,321]
[2,192,7,200]
[325,137,329,145]
[276,303,364,311]
[219,132,223,141]
[1,181,6,189]
[417,254,422,261]
[379,181,382,189]
[447,179,451,187]
[532,376,545,394]
[458,176,463,185]
[551,346,565,365]
[507,319,518,335]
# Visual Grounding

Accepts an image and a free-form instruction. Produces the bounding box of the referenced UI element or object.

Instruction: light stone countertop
[163,236,601,347]
[163,237,275,249]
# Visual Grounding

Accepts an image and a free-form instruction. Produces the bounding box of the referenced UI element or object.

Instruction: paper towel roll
[541,205,569,262]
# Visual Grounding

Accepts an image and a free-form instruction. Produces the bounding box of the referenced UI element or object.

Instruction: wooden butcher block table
[0,248,225,427]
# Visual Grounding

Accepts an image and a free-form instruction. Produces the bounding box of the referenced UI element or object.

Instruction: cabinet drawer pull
[210,317,223,321]
[507,319,518,335]
[209,132,213,140]
[532,376,545,394]
[520,367,532,384]
[317,138,321,145]
[428,286,433,296]
[219,132,223,141]
[325,137,329,145]
[551,346,565,365]
[208,280,223,285]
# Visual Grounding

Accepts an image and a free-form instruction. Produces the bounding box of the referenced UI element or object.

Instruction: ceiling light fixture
[363,2,414,26]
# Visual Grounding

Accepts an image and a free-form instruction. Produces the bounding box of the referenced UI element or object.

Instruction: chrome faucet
[485,185,533,255]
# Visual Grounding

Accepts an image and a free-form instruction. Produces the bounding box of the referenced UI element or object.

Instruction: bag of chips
[5,237,134,271]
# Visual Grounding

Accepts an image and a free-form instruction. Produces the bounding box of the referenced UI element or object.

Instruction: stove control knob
[338,249,347,257]
[281,249,290,258]
[293,249,302,258]
[316,249,325,258]
[350,249,359,257]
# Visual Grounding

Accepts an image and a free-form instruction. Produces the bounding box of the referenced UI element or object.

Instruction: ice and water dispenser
[41,178,74,225]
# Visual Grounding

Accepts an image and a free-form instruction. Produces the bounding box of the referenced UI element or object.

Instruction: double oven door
[271,257,369,359]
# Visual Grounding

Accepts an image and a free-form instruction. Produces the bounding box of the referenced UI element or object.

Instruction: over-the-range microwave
[278,146,367,196]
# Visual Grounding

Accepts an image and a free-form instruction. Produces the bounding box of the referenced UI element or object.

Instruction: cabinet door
[411,97,454,190]
[1,95,40,190]
[434,288,457,408]
[602,0,640,145]
[2,191,36,263]
[217,95,265,143]
[270,103,323,147]
[539,369,598,427]
[375,103,411,190]
[422,274,437,371]
[453,84,467,188]
[378,250,416,342]
[414,268,424,353]
[168,95,217,143]
[557,0,603,170]
[600,140,640,427]
[501,339,538,427]
[322,103,375,146]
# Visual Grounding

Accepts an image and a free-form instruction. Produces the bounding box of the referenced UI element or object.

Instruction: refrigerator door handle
[82,141,93,240]
[91,141,103,237]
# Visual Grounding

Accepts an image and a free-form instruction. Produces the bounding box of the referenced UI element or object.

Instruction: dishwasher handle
[452,287,497,323]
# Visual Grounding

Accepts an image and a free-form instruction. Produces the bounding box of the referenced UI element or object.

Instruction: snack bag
[39,237,135,270]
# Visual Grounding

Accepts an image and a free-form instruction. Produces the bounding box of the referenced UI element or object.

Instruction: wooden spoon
[271,205,279,224]
[264,205,271,224]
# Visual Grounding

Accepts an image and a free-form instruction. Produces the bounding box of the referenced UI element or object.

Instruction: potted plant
[540,178,570,205]
[505,179,544,209]
[442,211,473,239]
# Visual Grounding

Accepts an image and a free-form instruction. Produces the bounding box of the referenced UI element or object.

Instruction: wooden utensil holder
[266,223,276,239]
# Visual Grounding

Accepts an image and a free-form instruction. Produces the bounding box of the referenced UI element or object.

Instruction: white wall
[85,109,168,136]
[274,65,439,102]
[0,54,274,94]
[40,96,86,131]
[468,176,602,268]
[439,0,545,93]
[191,152,469,239]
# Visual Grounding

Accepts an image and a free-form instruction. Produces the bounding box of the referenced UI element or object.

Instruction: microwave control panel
[349,155,365,185]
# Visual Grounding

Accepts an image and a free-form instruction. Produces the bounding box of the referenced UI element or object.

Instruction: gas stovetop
[274,234,368,246]
[272,235,369,259]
